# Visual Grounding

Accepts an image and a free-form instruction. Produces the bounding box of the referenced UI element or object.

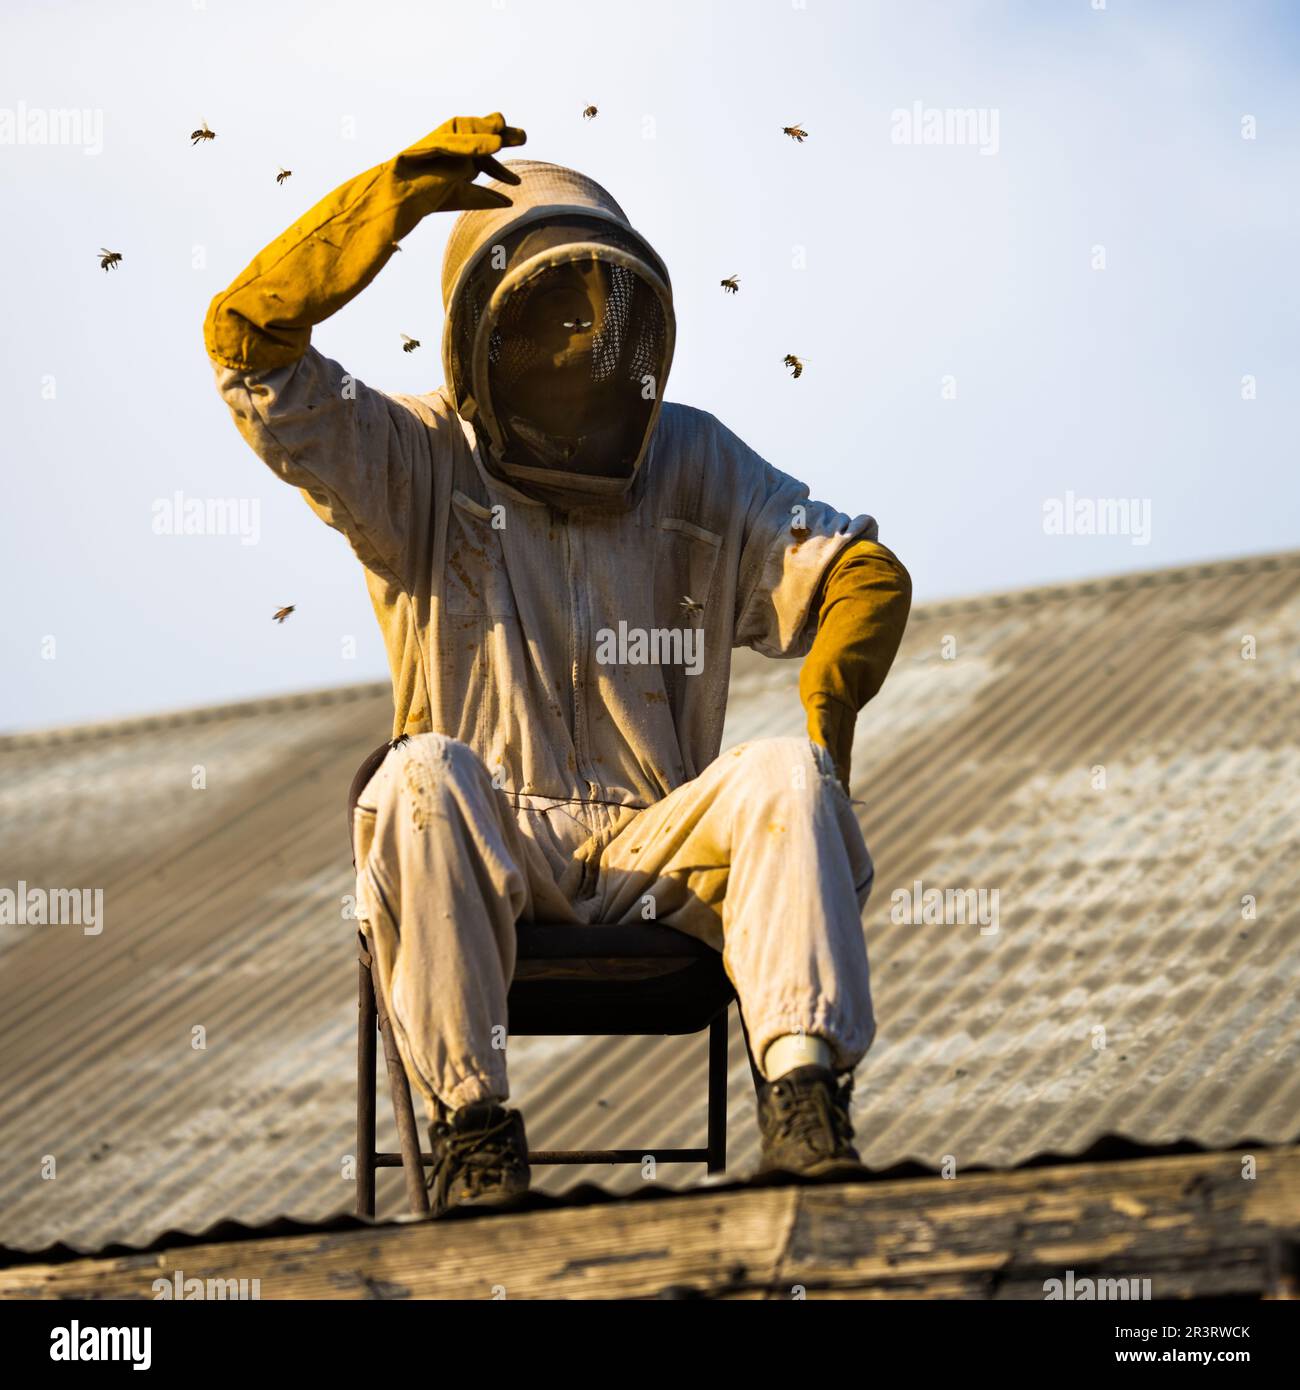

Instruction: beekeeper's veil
[442,161,674,507]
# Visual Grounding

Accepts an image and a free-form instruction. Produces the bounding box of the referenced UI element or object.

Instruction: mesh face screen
[490,262,665,390]
[449,216,669,476]
[448,218,665,410]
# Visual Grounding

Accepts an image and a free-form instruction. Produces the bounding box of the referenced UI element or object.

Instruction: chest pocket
[653,516,723,634]
[442,490,517,617]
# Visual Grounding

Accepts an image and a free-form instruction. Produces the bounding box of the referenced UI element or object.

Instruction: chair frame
[355,931,740,1218]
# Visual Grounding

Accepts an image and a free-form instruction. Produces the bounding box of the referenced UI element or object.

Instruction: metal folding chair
[356,922,750,1218]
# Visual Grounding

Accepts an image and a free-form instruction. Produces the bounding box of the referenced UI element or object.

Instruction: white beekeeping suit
[206,116,911,1210]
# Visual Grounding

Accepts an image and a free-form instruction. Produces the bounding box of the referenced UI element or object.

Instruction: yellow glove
[205,114,526,373]
[800,540,912,789]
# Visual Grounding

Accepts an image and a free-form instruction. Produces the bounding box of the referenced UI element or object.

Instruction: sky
[1,0,1297,732]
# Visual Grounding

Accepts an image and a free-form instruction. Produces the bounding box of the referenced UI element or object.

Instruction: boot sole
[432,1172,531,1218]
[759,1156,866,1180]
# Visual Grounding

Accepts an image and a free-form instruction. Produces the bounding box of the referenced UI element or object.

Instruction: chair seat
[508,921,734,1036]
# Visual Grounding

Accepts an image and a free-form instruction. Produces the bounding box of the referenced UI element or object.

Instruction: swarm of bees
[104,110,822,655]
[169,110,811,407]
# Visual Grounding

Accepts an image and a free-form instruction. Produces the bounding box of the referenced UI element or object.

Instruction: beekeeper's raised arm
[203,115,525,587]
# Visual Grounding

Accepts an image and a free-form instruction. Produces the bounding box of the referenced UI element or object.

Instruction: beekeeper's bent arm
[204,115,523,584]
[205,115,523,372]
[800,540,912,787]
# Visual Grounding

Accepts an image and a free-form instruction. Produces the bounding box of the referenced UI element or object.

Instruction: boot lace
[771,1072,856,1156]
[428,1111,523,1210]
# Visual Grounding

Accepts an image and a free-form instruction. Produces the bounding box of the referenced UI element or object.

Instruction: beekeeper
[205,115,911,1215]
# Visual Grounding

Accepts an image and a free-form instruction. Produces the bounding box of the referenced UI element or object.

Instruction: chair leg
[356,941,377,1219]
[706,1005,729,1174]
[736,1005,766,1097]
[372,970,431,1217]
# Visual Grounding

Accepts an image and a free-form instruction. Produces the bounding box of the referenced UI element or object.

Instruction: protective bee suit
[205,117,911,1117]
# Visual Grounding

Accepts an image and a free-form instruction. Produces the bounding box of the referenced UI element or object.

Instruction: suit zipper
[559,510,600,800]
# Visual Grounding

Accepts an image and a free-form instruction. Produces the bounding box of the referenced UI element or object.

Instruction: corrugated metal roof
[2,550,1298,1253]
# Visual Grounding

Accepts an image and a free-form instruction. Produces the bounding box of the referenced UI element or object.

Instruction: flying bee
[720,274,740,294]
[190,120,215,146]
[582,104,598,120]
[783,353,807,379]
[400,333,420,353]
[98,248,122,272]
[561,317,594,331]
[782,123,809,143]
[272,605,295,624]
[679,594,705,624]
[276,167,292,185]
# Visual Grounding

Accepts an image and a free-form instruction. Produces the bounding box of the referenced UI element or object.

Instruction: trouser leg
[595,736,876,1077]
[352,733,529,1112]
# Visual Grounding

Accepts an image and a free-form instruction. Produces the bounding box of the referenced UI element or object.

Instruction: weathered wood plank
[774,1148,1300,1300]
[0,1188,799,1301]
[2,1149,1296,1300]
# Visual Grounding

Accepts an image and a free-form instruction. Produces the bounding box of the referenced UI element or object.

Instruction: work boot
[427,1101,531,1217]
[756,1065,865,1178]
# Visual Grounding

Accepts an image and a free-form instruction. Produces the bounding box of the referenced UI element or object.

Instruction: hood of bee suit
[441,160,675,511]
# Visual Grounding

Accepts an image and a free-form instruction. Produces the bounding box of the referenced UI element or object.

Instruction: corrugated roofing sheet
[2,550,1298,1253]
